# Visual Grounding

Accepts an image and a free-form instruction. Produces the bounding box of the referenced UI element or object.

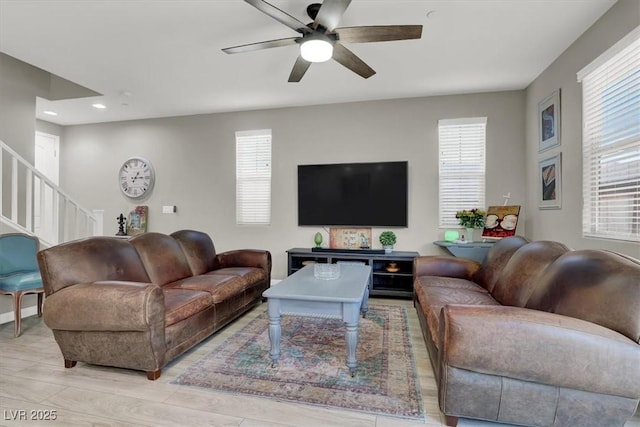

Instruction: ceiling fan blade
[288,56,312,82]
[244,0,310,34]
[312,0,352,32]
[222,37,299,54]
[336,25,423,43]
[332,43,375,79]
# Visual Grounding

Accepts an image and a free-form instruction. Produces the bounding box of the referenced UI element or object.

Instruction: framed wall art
[538,89,561,152]
[539,154,562,209]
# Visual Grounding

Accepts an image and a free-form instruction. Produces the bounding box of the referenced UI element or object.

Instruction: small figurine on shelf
[116,213,127,236]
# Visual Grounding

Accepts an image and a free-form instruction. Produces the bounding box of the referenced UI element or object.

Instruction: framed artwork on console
[539,154,562,209]
[329,228,372,249]
[482,205,521,239]
[538,89,561,152]
[127,205,148,236]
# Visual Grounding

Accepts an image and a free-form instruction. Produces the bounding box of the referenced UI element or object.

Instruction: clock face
[119,157,155,199]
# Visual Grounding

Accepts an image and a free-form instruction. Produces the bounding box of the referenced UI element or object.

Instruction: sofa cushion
[171,230,219,276]
[415,276,488,293]
[415,282,499,349]
[474,236,528,292]
[490,241,570,307]
[526,250,640,343]
[130,233,193,286]
[208,267,267,289]
[37,237,150,294]
[163,288,211,327]
[165,274,246,304]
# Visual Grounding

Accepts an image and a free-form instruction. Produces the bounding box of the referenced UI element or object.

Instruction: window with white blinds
[438,117,487,227]
[235,129,272,225]
[578,27,640,242]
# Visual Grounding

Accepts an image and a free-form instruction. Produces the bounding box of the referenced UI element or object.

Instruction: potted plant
[379,231,397,253]
[455,208,486,242]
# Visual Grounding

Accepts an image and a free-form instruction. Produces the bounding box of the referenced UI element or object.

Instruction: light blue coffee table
[262,263,371,375]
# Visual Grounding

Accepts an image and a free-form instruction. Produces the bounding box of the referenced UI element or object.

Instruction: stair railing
[1,140,100,247]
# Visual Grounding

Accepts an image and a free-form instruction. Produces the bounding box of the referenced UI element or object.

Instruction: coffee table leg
[361,286,370,318]
[345,321,358,376]
[267,299,281,367]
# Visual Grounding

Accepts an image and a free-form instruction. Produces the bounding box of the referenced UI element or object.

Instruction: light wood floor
[1,298,639,427]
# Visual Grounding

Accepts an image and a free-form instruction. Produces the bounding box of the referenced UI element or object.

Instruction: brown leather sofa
[414,236,640,427]
[37,230,271,380]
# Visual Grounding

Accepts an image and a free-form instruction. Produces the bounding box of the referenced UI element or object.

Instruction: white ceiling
[0,0,616,126]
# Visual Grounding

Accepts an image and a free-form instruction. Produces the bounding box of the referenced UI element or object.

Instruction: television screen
[297,161,408,227]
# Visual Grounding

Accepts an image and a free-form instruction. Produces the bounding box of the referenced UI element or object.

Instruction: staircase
[1,139,102,248]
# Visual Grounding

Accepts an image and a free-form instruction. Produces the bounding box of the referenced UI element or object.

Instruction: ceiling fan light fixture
[300,34,333,63]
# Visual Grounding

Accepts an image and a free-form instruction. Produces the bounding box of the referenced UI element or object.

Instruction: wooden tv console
[286,248,420,298]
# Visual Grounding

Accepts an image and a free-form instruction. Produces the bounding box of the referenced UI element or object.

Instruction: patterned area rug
[172,304,424,420]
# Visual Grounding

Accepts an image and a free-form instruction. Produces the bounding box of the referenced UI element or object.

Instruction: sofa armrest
[413,256,480,281]
[440,304,640,398]
[216,249,272,274]
[43,281,164,331]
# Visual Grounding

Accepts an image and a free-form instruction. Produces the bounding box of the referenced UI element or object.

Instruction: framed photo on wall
[538,89,561,152]
[539,154,562,209]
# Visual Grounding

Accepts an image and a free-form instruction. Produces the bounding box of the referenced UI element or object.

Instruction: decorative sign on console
[329,228,372,249]
[482,205,521,239]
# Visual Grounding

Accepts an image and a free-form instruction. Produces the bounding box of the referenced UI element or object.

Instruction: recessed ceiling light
[92,103,107,109]
[43,110,58,116]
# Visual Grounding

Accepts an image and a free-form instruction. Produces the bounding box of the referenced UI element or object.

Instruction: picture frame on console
[329,228,372,249]
[538,89,561,152]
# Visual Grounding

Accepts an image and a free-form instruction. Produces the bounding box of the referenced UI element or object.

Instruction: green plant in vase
[455,208,486,242]
[379,231,397,253]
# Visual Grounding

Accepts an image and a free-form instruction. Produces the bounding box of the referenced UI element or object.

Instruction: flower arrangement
[456,208,486,229]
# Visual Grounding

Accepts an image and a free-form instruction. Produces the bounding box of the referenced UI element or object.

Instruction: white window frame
[438,117,487,228]
[235,129,272,226]
[578,26,640,242]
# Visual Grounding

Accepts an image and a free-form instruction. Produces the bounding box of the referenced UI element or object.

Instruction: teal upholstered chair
[0,233,44,337]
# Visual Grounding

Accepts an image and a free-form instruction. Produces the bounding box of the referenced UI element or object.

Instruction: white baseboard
[0,306,39,325]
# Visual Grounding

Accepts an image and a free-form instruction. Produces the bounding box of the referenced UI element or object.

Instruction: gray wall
[0,53,51,162]
[524,0,639,256]
[60,91,526,279]
[1,0,637,321]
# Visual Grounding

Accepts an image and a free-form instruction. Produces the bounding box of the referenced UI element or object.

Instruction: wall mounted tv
[298,161,408,227]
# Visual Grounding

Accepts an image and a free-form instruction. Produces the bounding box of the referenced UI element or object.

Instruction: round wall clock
[118,156,155,199]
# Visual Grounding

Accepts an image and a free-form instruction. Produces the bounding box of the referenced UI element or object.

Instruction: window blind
[578,27,639,242]
[235,129,272,225]
[438,117,487,228]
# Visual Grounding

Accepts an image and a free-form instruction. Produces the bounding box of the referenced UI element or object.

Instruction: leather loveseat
[37,230,271,380]
[414,236,640,427]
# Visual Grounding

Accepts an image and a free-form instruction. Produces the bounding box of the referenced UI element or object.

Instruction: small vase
[383,245,393,253]
[313,232,323,248]
[465,228,475,242]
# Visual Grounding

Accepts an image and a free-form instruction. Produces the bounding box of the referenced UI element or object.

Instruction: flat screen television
[298,161,408,227]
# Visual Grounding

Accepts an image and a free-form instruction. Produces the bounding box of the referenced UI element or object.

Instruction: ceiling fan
[222,0,423,82]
